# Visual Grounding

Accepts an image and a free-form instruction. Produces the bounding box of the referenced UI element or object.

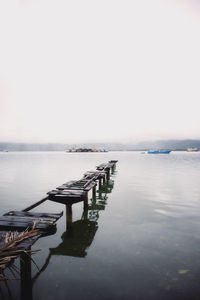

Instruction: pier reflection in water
[0,178,115,300]
[51,181,114,258]
[32,179,114,283]
[52,179,114,256]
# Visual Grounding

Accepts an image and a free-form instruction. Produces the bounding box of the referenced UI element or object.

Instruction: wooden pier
[47,160,117,228]
[47,161,117,205]
[0,160,117,287]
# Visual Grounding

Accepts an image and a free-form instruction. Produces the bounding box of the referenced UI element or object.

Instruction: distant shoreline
[0,149,198,152]
[0,140,200,152]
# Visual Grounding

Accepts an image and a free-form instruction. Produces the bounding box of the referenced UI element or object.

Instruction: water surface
[0,151,200,300]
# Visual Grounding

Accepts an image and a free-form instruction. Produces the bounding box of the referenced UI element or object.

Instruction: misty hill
[130,139,200,151]
[0,140,200,151]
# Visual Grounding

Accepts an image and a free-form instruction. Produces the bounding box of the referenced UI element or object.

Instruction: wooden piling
[83,193,88,211]
[106,169,110,181]
[98,178,102,189]
[92,186,96,199]
[66,204,73,229]
[20,248,33,300]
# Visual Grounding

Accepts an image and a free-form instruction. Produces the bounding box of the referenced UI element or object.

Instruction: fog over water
[0,0,200,144]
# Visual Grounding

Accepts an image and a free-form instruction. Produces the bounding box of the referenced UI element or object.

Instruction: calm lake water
[1,151,200,300]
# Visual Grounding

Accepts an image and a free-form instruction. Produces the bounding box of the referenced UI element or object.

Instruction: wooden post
[107,169,110,181]
[20,248,33,300]
[66,204,73,229]
[92,186,96,199]
[83,193,88,211]
[98,178,102,190]
[99,190,102,199]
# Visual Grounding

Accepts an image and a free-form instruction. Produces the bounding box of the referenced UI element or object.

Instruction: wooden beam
[22,197,48,212]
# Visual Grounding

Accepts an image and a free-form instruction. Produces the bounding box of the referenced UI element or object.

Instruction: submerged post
[20,248,33,300]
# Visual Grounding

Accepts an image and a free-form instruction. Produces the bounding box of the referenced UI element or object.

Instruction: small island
[67,147,108,153]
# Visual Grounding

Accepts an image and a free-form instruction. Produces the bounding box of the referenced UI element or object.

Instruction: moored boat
[187,148,198,152]
[147,149,171,154]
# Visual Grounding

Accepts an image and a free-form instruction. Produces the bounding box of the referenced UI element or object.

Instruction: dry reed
[0,221,41,281]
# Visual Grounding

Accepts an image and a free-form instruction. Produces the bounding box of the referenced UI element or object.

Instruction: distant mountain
[0,143,65,151]
[0,139,200,151]
[130,139,200,151]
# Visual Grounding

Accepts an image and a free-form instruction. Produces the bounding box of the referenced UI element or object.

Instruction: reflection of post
[20,248,32,300]
[66,204,73,229]
[83,193,88,211]
[82,209,88,221]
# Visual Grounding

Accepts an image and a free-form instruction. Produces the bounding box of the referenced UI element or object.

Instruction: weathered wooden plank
[84,171,106,180]
[60,178,96,188]
[0,219,55,231]
[4,210,63,221]
[57,181,97,192]
[85,170,106,176]
[0,216,55,225]
[96,163,107,171]
[47,189,86,196]
[96,161,117,173]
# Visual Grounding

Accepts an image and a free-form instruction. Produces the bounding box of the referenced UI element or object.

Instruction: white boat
[187,148,198,152]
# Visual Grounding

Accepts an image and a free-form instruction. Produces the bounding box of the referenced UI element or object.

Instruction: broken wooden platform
[95,162,117,180]
[57,178,97,192]
[47,160,117,206]
[47,189,87,205]
[0,159,118,282]
[84,170,107,181]
[0,211,63,233]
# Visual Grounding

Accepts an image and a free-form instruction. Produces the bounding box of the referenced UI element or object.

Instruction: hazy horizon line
[1,138,200,145]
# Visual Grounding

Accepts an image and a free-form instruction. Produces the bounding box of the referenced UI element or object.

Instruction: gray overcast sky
[0,0,200,143]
